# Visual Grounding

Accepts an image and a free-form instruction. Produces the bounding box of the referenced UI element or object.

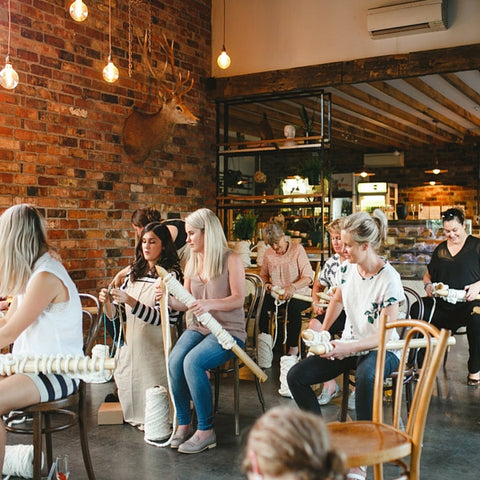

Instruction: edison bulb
[103,59,119,83]
[0,61,19,90]
[69,0,88,22]
[217,48,231,69]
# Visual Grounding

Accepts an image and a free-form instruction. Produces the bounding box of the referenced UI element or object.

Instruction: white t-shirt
[339,260,404,350]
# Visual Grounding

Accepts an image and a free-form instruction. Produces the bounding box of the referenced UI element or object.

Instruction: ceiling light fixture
[0,0,19,90]
[217,0,231,69]
[424,151,448,175]
[69,0,89,22]
[354,170,375,178]
[102,0,119,83]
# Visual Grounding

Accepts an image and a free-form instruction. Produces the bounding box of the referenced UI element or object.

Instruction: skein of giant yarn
[278,355,298,398]
[144,386,172,447]
[2,444,43,478]
[257,332,273,369]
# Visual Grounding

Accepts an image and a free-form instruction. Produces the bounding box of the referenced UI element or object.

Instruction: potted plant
[233,210,258,241]
[300,105,314,138]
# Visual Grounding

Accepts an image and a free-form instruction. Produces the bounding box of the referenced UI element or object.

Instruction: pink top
[260,242,313,295]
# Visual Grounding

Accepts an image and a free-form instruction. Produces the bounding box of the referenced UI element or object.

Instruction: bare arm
[0,272,67,349]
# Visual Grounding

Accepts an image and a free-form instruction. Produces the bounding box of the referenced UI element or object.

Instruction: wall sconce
[102,0,119,83]
[0,0,19,90]
[69,0,89,22]
[217,0,231,69]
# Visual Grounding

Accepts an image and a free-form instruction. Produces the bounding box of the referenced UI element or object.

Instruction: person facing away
[287,209,404,480]
[242,405,346,480]
[0,204,83,472]
[99,221,182,428]
[164,208,246,454]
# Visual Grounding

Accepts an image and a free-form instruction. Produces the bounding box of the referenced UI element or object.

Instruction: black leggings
[260,293,310,348]
[412,297,480,373]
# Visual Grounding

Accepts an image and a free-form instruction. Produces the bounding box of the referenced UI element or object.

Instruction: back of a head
[0,204,48,296]
[263,221,284,245]
[243,406,346,480]
[131,207,161,228]
[342,209,387,252]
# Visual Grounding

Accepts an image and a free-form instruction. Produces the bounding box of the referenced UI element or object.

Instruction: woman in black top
[420,208,480,385]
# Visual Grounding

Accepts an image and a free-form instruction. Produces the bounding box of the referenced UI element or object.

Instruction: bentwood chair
[328,316,450,480]
[5,293,102,480]
[213,273,267,435]
[340,286,424,422]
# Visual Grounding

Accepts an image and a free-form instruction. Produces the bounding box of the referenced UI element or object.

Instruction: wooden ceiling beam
[441,73,480,108]
[332,84,459,145]
[209,44,480,100]
[404,77,480,129]
[368,81,470,137]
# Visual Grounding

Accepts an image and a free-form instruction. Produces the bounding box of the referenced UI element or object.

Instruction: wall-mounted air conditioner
[367,0,447,39]
[364,152,405,167]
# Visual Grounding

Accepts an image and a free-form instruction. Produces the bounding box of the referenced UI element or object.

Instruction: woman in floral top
[287,209,404,480]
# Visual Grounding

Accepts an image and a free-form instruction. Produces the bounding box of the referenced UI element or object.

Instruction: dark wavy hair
[130,222,180,281]
[131,207,161,229]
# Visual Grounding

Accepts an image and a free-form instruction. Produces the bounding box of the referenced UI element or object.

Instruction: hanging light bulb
[103,54,119,83]
[0,55,19,90]
[69,0,88,22]
[217,46,231,69]
[217,0,231,69]
[102,0,119,83]
[1,0,19,90]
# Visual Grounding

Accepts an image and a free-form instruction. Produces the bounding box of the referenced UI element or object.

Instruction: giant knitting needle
[301,329,456,356]
[155,266,268,382]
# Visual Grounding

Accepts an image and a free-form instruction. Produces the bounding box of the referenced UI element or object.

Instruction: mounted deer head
[122,32,199,163]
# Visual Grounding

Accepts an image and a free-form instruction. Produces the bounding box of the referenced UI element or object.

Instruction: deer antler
[158,33,195,100]
[136,28,168,81]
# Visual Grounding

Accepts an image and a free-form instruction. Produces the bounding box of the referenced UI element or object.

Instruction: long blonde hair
[184,208,228,281]
[243,406,346,480]
[0,204,49,296]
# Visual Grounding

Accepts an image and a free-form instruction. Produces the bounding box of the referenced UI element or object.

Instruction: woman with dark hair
[99,222,182,428]
[420,207,480,385]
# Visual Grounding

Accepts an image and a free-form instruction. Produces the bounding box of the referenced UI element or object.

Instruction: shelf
[217,193,328,209]
[218,136,329,155]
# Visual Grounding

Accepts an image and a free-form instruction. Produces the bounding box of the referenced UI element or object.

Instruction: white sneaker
[317,383,341,405]
[348,390,356,410]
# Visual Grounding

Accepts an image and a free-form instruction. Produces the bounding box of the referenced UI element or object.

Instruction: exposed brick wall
[0,0,215,294]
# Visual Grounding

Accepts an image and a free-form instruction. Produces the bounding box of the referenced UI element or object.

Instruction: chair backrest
[79,293,102,356]
[373,316,450,472]
[401,286,424,321]
[244,273,266,353]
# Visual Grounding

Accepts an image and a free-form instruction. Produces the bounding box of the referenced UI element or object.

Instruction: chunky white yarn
[144,386,172,447]
[2,444,43,478]
[0,353,113,383]
[302,329,333,351]
[432,282,467,304]
[278,355,298,398]
[257,333,273,369]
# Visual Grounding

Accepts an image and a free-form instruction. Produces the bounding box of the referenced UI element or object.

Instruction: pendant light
[102,0,119,83]
[69,0,89,22]
[0,0,19,90]
[424,150,448,175]
[217,0,231,69]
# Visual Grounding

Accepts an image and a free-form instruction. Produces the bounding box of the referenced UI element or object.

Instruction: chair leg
[79,397,96,480]
[32,411,43,480]
[254,376,266,413]
[340,371,350,422]
[44,414,53,470]
[234,359,240,436]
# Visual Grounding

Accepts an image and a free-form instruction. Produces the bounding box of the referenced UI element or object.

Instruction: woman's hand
[99,288,111,304]
[321,340,352,361]
[188,299,214,317]
[155,285,164,302]
[465,281,480,302]
[313,304,326,316]
[108,288,135,308]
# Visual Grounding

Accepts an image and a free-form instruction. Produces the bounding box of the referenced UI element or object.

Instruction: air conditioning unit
[367,0,447,39]
[364,152,405,167]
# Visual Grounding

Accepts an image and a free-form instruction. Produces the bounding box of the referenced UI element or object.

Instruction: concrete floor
[6,333,480,480]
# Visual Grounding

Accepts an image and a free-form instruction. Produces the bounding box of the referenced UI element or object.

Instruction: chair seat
[327,421,412,468]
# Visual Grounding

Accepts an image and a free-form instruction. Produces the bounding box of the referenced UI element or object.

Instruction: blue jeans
[287,350,399,420]
[169,329,243,430]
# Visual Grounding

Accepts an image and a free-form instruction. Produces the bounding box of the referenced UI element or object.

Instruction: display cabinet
[215,90,332,254]
[385,219,448,280]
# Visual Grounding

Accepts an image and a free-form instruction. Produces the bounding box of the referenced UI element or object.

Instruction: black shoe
[105,393,119,403]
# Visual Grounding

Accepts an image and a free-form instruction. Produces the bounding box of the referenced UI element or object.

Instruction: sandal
[467,376,480,386]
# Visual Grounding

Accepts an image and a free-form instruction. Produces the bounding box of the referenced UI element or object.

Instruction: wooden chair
[327,317,450,480]
[340,286,424,421]
[213,273,267,435]
[5,293,102,480]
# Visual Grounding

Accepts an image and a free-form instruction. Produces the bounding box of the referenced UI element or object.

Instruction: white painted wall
[211,0,480,77]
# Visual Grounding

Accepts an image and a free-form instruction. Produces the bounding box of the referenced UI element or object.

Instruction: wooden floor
[5,333,480,480]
